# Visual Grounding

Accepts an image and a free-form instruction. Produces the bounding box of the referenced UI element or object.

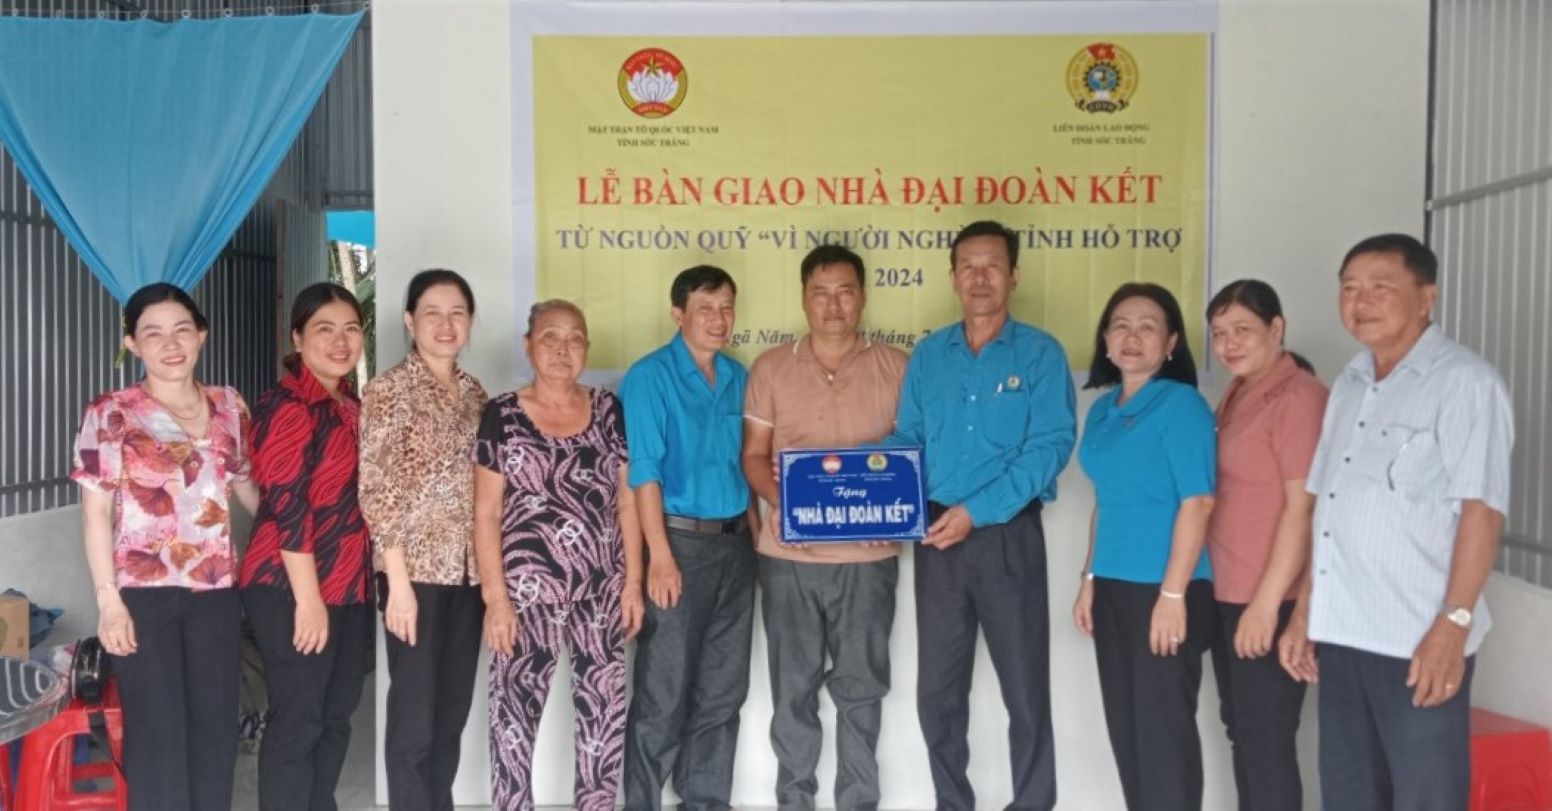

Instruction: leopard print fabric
[359,351,488,585]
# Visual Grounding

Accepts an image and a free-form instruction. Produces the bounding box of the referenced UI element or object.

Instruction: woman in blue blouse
[1072,282,1217,811]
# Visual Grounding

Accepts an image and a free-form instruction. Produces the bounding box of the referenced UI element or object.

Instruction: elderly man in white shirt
[1279,233,1514,811]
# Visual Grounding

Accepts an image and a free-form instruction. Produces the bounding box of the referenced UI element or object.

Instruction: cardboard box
[0,593,29,658]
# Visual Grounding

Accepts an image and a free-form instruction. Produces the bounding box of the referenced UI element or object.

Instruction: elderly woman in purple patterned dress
[472,299,646,811]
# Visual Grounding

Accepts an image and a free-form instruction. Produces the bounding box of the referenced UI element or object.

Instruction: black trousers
[110,586,240,811]
[915,506,1054,811]
[1210,600,1306,811]
[1091,577,1214,811]
[1318,643,1474,811]
[380,579,484,811]
[622,525,756,811]
[242,586,373,811]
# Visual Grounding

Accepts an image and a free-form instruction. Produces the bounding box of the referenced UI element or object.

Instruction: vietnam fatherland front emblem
[619,47,688,119]
[1066,42,1138,114]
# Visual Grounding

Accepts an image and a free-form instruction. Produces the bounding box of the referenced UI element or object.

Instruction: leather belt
[664,513,749,536]
[927,500,1042,524]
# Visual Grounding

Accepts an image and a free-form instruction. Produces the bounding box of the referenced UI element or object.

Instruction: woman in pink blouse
[1204,280,1328,811]
[71,283,260,811]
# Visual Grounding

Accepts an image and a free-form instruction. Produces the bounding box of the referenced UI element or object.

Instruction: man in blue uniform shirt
[887,221,1077,811]
[620,265,753,811]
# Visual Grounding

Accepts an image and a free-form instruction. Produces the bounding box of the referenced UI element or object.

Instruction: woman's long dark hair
[1084,282,1198,390]
[1206,279,1314,374]
[284,283,363,373]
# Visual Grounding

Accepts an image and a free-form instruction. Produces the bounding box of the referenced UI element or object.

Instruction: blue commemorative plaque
[778,447,926,543]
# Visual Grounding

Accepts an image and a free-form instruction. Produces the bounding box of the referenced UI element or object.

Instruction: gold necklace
[143,385,204,421]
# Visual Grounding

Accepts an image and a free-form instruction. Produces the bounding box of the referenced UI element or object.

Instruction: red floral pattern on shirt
[71,385,251,590]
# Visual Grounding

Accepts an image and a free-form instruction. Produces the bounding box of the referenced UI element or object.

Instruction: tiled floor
[227,673,782,810]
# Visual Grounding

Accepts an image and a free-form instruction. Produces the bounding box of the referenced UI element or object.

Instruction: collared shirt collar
[1345,322,1445,383]
[1111,375,1172,418]
[668,332,730,393]
[946,315,1015,352]
[791,333,873,363]
[284,360,353,404]
[1222,351,1302,412]
[402,347,476,402]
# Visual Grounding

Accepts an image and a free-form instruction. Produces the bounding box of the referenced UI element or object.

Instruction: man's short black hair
[800,245,866,287]
[1339,233,1438,286]
[950,220,1019,269]
[670,265,737,309]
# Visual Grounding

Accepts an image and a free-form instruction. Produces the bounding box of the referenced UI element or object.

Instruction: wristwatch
[1443,605,1473,629]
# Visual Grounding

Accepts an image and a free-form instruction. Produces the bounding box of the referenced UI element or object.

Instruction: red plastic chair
[12,679,125,811]
[1,741,13,809]
[1472,707,1552,811]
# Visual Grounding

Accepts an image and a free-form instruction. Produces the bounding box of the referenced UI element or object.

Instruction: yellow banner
[532,33,1210,369]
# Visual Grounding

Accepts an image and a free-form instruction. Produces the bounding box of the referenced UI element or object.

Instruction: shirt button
[966,425,974,432]
[1371,386,1379,393]
[1358,421,1366,428]
[1322,531,1331,538]
[1319,568,1328,576]
[969,395,977,402]
[1328,492,1336,499]
[1381,430,1388,437]
[1344,456,1351,463]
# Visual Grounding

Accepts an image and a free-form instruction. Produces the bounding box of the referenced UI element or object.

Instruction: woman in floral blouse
[240,282,371,811]
[472,299,645,811]
[358,269,488,810]
[72,283,260,811]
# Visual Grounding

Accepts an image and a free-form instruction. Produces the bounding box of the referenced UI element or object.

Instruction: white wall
[0,1,1534,808]
[366,0,1504,808]
[0,507,100,648]
[1475,574,1552,730]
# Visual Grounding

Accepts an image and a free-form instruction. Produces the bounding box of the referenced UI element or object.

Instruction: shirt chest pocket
[987,385,1032,447]
[1374,422,1445,500]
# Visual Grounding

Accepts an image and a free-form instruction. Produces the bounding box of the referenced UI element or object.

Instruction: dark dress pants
[1210,600,1306,811]
[1091,577,1214,811]
[243,585,374,811]
[760,556,897,811]
[622,526,756,811]
[915,506,1055,811]
[380,579,484,811]
[1318,643,1474,811]
[110,586,241,811]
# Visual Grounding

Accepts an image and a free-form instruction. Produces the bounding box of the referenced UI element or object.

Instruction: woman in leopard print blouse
[358,269,488,810]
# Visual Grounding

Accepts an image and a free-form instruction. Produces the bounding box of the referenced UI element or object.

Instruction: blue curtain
[0,13,362,302]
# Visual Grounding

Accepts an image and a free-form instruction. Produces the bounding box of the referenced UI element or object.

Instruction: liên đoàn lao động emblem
[1066,42,1138,114]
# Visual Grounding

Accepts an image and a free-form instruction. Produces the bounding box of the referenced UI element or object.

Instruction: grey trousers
[1318,643,1475,811]
[623,525,756,811]
[759,556,899,811]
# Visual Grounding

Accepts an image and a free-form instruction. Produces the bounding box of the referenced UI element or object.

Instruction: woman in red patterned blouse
[239,282,372,811]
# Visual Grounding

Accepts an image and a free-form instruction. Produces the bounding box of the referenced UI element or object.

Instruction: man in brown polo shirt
[742,244,908,811]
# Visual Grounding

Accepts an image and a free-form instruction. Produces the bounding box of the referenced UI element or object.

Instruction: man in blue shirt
[620,265,754,811]
[888,221,1077,811]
